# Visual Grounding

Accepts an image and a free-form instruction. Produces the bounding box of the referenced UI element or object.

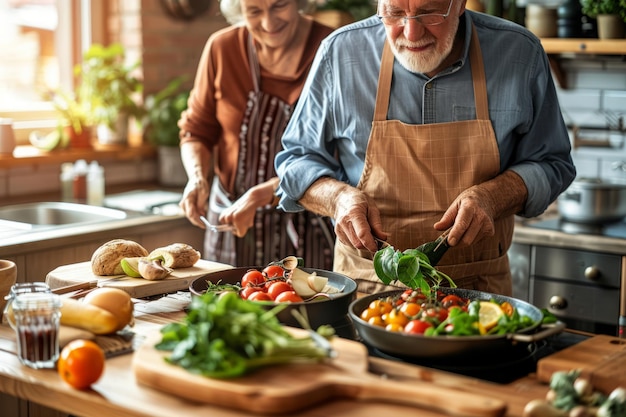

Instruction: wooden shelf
[0,143,157,169]
[540,38,626,55]
[539,38,626,89]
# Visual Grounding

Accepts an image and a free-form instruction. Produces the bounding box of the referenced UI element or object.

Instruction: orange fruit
[58,339,105,389]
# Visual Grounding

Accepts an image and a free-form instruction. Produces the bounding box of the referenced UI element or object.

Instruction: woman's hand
[219,178,278,237]
[179,175,211,228]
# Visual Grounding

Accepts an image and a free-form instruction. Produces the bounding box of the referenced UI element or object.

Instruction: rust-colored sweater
[179,21,333,195]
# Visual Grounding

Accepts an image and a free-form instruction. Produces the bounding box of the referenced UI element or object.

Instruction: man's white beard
[388,21,458,75]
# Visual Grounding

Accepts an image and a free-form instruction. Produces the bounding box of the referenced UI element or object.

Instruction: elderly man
[275,0,575,294]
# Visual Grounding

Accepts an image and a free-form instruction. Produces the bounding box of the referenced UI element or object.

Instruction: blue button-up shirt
[275,11,575,218]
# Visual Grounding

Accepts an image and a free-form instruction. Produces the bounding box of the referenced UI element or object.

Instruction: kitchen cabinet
[539,38,626,89]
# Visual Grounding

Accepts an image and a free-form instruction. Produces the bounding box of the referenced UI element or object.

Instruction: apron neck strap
[374,23,489,121]
[247,32,261,93]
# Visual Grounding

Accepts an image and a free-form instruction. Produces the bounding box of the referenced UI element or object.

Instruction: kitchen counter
[514,213,626,255]
[0,292,569,417]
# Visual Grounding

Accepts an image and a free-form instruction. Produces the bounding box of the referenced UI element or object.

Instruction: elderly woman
[177,0,335,268]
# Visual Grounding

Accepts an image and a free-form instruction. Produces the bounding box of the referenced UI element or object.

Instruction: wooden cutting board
[537,335,626,393]
[133,331,507,417]
[46,260,233,298]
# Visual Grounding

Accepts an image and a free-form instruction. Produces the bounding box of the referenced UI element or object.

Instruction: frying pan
[190,267,357,329]
[349,287,565,359]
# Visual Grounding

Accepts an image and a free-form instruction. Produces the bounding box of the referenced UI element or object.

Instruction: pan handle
[506,321,566,343]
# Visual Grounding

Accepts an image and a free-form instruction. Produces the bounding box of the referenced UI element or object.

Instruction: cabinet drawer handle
[549,295,568,310]
[584,266,601,281]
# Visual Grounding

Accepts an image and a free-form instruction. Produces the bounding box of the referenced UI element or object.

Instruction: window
[0,0,102,145]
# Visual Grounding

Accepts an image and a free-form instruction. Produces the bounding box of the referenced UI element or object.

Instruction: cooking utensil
[558,177,626,223]
[199,215,234,232]
[349,287,565,359]
[376,230,450,267]
[189,267,357,329]
[133,330,507,416]
[416,230,451,267]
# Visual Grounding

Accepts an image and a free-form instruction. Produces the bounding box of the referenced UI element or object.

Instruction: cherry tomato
[404,320,433,335]
[441,294,465,308]
[274,291,303,303]
[425,307,449,322]
[241,270,265,287]
[500,301,515,317]
[385,323,404,332]
[263,265,285,279]
[368,299,393,315]
[400,302,421,318]
[382,309,409,327]
[240,286,261,300]
[267,281,293,300]
[368,316,385,327]
[248,291,272,302]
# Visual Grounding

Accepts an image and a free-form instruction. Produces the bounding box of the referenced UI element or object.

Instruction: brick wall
[112,0,229,96]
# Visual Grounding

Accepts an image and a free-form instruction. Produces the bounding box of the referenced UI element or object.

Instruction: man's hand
[434,170,527,246]
[299,178,387,253]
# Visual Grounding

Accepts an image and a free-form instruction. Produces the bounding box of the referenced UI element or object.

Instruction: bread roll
[91,239,149,276]
[148,243,201,268]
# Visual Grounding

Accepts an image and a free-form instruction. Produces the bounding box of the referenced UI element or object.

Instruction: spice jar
[12,291,62,369]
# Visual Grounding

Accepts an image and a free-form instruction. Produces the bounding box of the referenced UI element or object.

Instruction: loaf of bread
[91,239,149,276]
[148,243,201,268]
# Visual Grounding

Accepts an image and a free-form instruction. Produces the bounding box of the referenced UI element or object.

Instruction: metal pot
[348,288,564,359]
[558,177,626,223]
[189,267,357,329]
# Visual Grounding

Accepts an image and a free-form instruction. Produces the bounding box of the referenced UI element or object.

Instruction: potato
[148,243,200,268]
[91,239,149,276]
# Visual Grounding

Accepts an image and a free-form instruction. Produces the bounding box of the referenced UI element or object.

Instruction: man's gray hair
[220,0,311,25]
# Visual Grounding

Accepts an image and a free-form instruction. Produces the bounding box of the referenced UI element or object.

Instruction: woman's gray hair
[220,0,311,25]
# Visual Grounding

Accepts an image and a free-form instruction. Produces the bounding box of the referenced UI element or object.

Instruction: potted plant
[77,43,143,145]
[143,76,190,186]
[309,0,377,27]
[580,0,626,38]
[46,89,93,149]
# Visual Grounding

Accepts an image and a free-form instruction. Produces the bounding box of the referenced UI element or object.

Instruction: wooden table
[0,293,556,417]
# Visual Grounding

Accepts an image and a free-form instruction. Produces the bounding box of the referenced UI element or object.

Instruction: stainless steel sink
[0,202,129,236]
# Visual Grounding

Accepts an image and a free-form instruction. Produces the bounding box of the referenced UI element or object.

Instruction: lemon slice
[478,301,504,332]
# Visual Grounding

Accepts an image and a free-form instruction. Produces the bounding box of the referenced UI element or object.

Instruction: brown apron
[335,25,514,295]
[204,34,335,269]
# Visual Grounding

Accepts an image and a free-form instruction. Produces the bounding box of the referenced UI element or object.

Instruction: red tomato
[404,320,433,335]
[240,286,260,300]
[425,307,448,322]
[263,265,285,279]
[248,291,272,302]
[241,270,265,287]
[274,291,303,303]
[267,281,293,300]
[441,294,465,308]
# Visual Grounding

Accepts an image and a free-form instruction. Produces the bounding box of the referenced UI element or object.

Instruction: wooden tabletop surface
[0,293,558,417]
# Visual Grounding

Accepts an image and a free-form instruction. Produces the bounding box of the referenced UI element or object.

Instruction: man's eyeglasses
[377,0,454,27]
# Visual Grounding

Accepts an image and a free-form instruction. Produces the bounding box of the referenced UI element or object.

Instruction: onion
[83,288,134,331]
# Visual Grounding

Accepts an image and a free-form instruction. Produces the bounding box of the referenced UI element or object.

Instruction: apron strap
[247,33,261,93]
[469,25,489,121]
[374,23,489,122]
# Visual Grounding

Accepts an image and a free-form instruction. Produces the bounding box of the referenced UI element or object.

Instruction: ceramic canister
[526,3,558,38]
[0,118,16,155]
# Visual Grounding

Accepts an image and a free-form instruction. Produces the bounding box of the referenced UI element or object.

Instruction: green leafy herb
[373,244,456,302]
[155,291,334,378]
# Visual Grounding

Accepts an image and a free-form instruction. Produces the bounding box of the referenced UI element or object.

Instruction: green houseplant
[143,76,190,186]
[76,43,143,144]
[580,0,626,38]
[45,89,93,149]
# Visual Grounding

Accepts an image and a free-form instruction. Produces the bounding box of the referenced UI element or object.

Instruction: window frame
[0,0,104,146]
